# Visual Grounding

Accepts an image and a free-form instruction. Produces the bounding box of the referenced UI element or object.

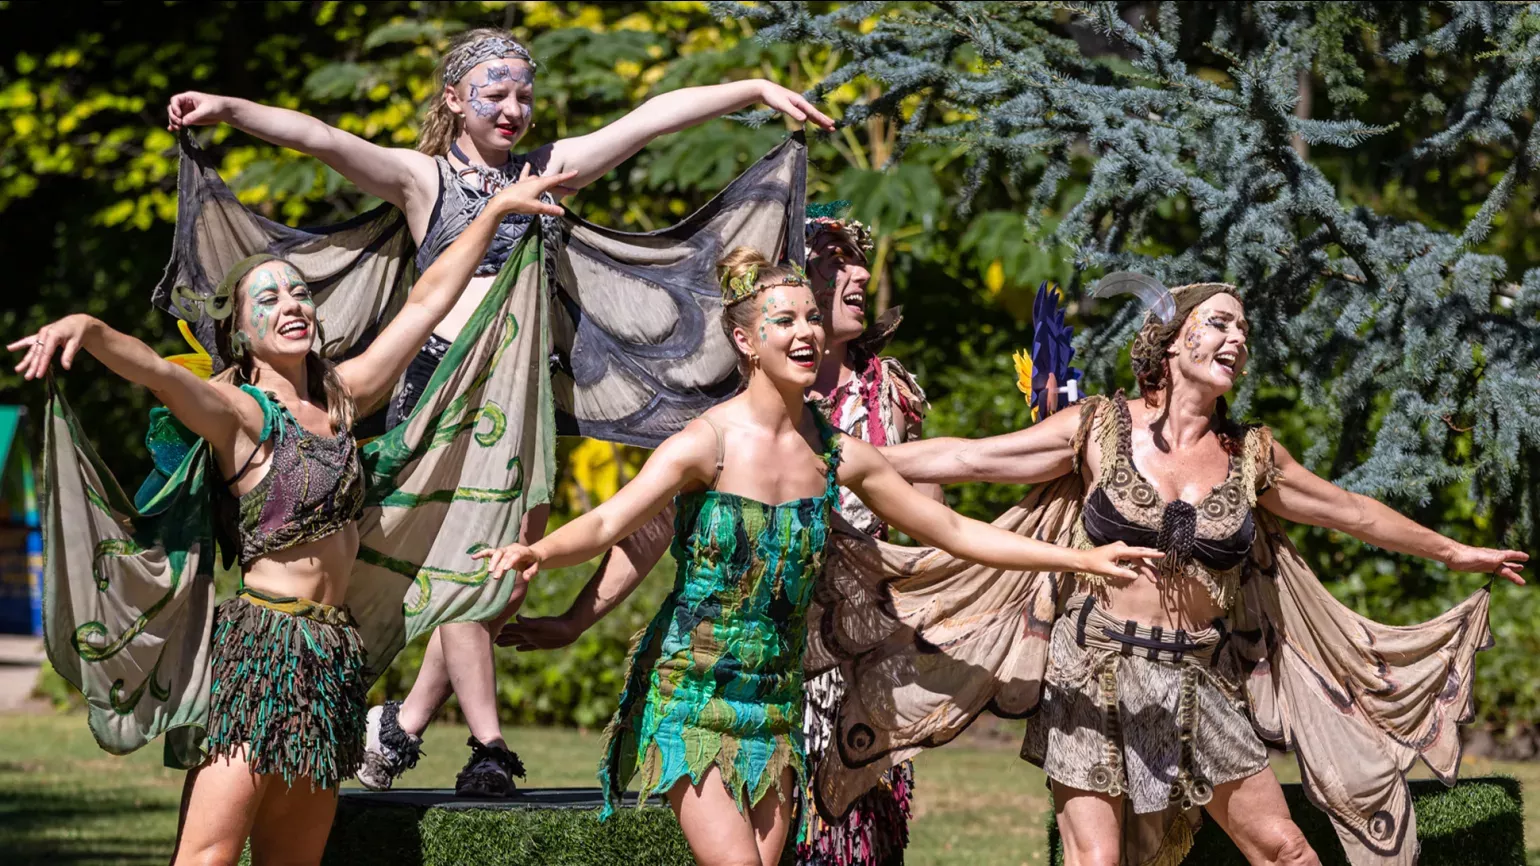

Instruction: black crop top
[1075,393,1271,608]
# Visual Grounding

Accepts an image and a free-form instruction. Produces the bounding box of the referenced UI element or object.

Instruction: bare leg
[667,766,771,866]
[247,780,339,866]
[171,750,267,866]
[395,502,550,743]
[1051,781,1124,866]
[1205,767,1320,866]
[749,768,796,866]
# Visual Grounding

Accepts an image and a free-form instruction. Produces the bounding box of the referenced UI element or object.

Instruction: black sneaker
[357,700,424,791]
[454,736,526,797]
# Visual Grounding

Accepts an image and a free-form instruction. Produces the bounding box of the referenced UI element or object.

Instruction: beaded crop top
[215,387,366,567]
[1072,392,1277,609]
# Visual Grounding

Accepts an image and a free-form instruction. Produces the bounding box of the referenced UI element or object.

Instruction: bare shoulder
[653,417,724,480]
[392,148,440,208]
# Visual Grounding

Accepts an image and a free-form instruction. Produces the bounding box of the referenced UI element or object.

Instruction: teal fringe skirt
[205,588,368,790]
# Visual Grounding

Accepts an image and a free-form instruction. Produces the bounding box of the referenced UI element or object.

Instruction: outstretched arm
[334,165,576,413]
[496,507,676,651]
[477,421,716,578]
[546,79,834,189]
[1260,441,1528,584]
[839,437,1159,578]
[167,92,433,210]
[9,315,258,459]
[880,402,1082,485]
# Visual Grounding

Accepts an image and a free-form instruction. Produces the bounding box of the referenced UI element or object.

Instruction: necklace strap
[449,142,517,194]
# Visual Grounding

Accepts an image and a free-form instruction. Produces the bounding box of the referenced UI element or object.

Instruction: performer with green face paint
[15,176,564,864]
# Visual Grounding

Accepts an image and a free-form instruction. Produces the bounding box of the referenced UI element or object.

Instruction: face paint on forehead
[467,64,533,119]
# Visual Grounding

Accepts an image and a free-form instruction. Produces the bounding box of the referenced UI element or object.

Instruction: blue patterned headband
[445,36,536,84]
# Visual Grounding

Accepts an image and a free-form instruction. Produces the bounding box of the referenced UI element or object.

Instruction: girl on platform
[13,173,566,863]
[166,27,834,797]
[472,248,1161,866]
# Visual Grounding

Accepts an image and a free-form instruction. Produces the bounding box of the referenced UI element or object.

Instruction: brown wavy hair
[1130,283,1240,399]
[212,257,356,433]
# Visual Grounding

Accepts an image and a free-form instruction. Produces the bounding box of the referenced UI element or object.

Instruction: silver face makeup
[467,63,533,119]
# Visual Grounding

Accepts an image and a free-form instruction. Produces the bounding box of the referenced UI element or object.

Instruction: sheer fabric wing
[40,380,216,769]
[551,133,808,447]
[152,133,416,370]
[811,476,1083,818]
[349,232,551,679]
[1236,514,1492,866]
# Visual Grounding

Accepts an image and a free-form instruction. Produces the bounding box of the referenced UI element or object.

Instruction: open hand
[758,82,835,131]
[166,91,230,132]
[487,164,579,218]
[1446,544,1528,586]
[1080,542,1166,582]
[9,315,95,381]
[496,613,586,651]
[471,543,540,581]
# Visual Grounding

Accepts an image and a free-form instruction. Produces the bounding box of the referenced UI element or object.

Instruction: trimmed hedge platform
[322,788,693,866]
[321,777,1521,865]
[1048,777,1524,865]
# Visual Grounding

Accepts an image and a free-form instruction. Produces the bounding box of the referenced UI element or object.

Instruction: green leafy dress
[600,411,841,817]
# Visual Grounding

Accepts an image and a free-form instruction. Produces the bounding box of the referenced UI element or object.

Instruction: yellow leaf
[985,259,1006,294]
[99,199,135,226]
[11,114,36,138]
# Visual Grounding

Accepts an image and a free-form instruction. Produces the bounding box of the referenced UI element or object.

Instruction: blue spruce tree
[718,0,1540,550]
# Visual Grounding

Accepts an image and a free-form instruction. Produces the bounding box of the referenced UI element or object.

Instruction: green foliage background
[3,1,1536,740]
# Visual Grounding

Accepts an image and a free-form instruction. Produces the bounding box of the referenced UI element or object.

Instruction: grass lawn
[1,710,1535,865]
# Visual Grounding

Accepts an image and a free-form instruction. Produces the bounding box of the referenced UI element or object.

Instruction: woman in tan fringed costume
[808,282,1528,866]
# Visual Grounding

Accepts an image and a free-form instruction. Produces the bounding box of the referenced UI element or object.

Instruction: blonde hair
[418,28,531,158]
[213,259,356,433]
[717,247,806,379]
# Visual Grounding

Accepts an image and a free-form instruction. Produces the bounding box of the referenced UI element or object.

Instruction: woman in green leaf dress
[473,247,1162,866]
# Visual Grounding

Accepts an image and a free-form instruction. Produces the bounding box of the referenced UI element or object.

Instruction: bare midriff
[239,524,361,608]
[430,271,498,342]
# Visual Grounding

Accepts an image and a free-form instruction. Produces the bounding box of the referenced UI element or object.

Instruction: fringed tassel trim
[797,761,914,866]
[1138,810,1198,866]
[205,591,367,790]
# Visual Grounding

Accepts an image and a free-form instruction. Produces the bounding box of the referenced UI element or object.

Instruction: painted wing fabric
[40,234,542,767]
[41,380,217,768]
[550,133,808,447]
[1235,514,1491,866]
[153,132,416,372]
[806,476,1082,818]
[813,485,1492,866]
[348,231,552,677]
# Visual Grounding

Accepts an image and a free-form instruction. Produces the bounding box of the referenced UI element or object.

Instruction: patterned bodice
[415,155,557,277]
[216,390,366,566]
[1074,393,1274,609]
